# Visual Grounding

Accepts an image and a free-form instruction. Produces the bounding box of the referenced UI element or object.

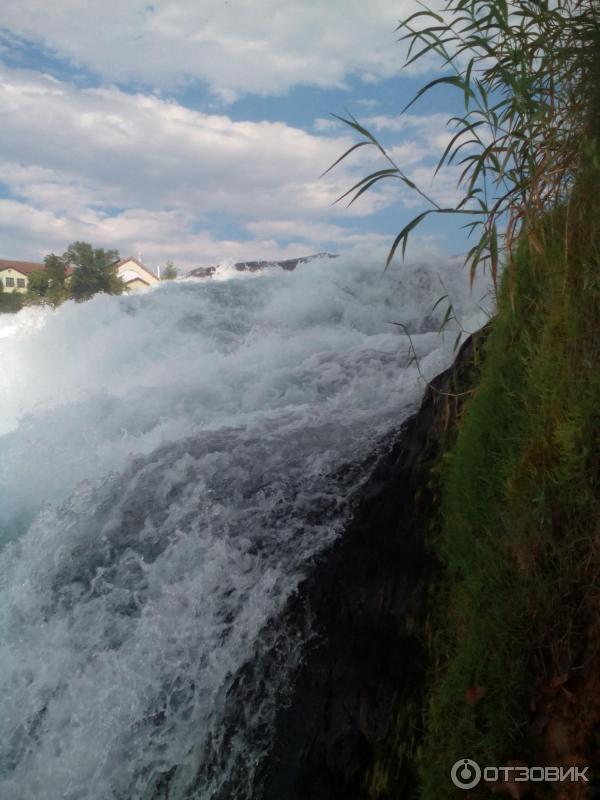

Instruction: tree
[162,260,177,280]
[44,253,69,305]
[26,254,70,307]
[44,253,67,285]
[27,254,69,307]
[26,268,50,301]
[66,241,124,301]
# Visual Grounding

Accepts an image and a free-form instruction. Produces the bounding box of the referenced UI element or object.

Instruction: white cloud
[245,219,349,242]
[0,197,333,271]
[0,65,383,215]
[0,0,442,98]
[0,65,399,267]
[365,112,452,134]
[0,63,458,270]
[313,118,340,134]
[1,192,445,274]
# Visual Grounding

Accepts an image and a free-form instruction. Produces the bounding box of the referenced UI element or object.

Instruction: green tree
[44,253,69,306]
[66,242,124,301]
[44,254,66,284]
[26,268,50,301]
[162,260,177,280]
[26,254,68,307]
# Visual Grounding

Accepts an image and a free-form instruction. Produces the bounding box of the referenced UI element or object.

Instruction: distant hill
[186,252,339,279]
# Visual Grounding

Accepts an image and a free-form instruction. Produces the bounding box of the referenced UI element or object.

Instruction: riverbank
[262,184,599,798]
[420,201,600,798]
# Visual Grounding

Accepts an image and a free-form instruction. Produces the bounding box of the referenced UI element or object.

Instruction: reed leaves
[326,0,600,292]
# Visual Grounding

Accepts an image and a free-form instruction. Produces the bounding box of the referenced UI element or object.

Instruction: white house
[0,256,160,294]
[115,257,161,291]
[0,259,74,293]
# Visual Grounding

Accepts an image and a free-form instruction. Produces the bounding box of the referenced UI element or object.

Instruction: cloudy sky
[0,0,468,273]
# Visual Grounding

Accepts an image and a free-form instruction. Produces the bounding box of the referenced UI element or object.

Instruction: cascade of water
[0,253,489,799]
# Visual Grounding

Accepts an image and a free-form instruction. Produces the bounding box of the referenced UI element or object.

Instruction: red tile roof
[0,259,74,276]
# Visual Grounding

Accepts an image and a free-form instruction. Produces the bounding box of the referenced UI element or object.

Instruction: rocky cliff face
[260,327,487,800]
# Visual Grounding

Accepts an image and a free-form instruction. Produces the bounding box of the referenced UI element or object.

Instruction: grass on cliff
[418,177,600,797]
[326,1,599,793]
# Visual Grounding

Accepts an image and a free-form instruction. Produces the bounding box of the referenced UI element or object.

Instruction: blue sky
[0,0,471,273]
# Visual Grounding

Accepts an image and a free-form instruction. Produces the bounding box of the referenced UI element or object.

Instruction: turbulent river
[0,254,488,800]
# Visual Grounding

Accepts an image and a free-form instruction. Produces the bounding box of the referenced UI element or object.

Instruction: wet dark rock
[260,326,488,800]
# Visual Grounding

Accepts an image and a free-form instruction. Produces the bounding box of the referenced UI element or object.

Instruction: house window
[17,278,25,288]
[5,277,14,287]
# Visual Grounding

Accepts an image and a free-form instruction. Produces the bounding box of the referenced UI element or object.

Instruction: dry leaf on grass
[465,685,487,704]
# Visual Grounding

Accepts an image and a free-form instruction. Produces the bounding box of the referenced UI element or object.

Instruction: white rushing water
[0,253,489,800]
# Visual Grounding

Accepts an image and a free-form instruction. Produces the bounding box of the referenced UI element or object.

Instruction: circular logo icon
[450,758,482,790]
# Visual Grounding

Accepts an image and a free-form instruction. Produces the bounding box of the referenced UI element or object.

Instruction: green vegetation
[162,259,178,280]
[0,281,24,313]
[0,242,126,314]
[4,240,126,313]
[64,241,124,301]
[26,268,50,300]
[24,254,71,307]
[0,241,172,314]
[328,0,599,796]
[327,0,599,304]
[0,241,127,314]
[422,57,600,791]
[43,253,70,305]
[421,194,599,797]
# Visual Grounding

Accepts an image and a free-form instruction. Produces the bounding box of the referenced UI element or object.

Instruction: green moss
[418,181,600,799]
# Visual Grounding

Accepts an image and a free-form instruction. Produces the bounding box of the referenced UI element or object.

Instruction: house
[0,256,160,295]
[115,257,160,291]
[0,259,74,293]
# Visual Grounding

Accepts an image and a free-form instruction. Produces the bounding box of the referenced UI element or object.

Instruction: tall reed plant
[326,0,600,295]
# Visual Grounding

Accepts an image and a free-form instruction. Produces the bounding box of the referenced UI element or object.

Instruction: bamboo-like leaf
[489,222,499,291]
[320,141,372,178]
[384,211,431,271]
[330,113,380,147]
[464,56,475,108]
[439,302,455,333]
[468,233,488,288]
[395,9,444,31]
[323,0,594,287]
[431,294,449,313]
[404,37,451,68]
[400,75,474,115]
[334,168,400,205]
[346,172,402,207]
[435,120,485,176]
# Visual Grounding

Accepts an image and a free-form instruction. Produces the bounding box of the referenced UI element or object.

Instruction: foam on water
[0,253,489,799]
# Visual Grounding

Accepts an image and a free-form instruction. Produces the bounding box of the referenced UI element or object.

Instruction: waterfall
[0,253,488,799]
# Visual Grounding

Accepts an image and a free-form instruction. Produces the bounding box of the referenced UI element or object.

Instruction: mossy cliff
[261,116,600,800]
[419,84,600,800]
[420,212,600,798]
